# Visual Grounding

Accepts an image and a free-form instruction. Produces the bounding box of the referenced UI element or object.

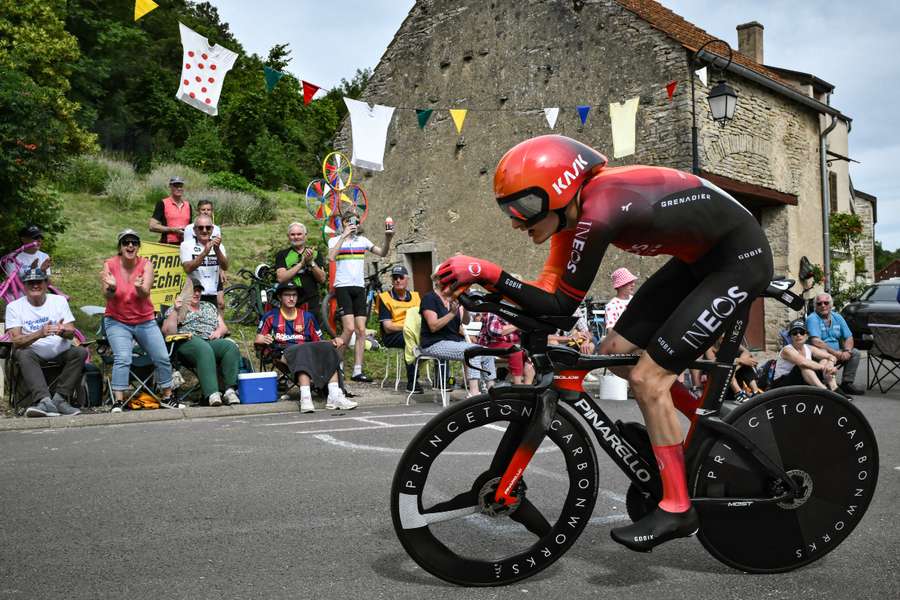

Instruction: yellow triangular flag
[134,0,159,21]
[449,109,468,134]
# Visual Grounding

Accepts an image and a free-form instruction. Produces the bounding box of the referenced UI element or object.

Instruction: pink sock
[653,443,691,513]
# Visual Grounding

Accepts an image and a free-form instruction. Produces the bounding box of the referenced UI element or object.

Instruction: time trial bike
[390,281,878,586]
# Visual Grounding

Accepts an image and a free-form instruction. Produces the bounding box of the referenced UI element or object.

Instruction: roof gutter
[697,49,846,119]
[820,114,839,293]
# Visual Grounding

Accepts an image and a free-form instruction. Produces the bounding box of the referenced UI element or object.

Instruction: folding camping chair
[866,313,900,394]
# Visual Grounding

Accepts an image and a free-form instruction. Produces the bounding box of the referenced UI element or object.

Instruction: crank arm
[493,388,558,506]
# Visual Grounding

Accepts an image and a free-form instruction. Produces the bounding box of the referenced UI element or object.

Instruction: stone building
[338,0,869,349]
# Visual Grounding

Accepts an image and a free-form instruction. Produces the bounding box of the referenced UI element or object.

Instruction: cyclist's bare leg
[628,353,681,445]
[598,329,640,379]
[353,315,367,371]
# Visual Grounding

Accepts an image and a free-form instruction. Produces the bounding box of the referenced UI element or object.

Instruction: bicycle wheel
[391,395,600,586]
[690,386,879,573]
[339,184,369,222]
[223,284,257,324]
[320,292,340,338]
[305,178,335,221]
[323,151,352,190]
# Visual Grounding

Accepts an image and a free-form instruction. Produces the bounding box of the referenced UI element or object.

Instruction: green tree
[176,118,233,172]
[0,0,95,250]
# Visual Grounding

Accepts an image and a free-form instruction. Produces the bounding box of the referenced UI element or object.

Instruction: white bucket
[598,373,628,401]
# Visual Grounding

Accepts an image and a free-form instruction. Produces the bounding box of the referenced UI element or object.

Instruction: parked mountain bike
[320,260,393,338]
[391,280,878,586]
[222,263,277,325]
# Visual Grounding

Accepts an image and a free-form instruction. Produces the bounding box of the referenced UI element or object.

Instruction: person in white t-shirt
[4,225,52,277]
[182,200,225,309]
[605,267,637,331]
[4,268,85,417]
[326,209,394,382]
[181,214,229,307]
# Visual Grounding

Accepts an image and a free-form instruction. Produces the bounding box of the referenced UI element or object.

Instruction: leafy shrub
[207,171,259,194]
[175,120,233,173]
[246,129,302,190]
[56,155,109,193]
[103,167,146,209]
[191,188,275,225]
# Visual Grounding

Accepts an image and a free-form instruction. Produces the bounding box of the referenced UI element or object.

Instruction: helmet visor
[497,188,549,227]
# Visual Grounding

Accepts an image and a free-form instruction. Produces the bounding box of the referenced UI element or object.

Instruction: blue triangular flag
[577,105,591,125]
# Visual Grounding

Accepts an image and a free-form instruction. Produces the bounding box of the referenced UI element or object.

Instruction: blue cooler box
[238,372,278,404]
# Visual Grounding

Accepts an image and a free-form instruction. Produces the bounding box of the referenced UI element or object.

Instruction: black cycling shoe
[351,373,373,383]
[610,506,700,553]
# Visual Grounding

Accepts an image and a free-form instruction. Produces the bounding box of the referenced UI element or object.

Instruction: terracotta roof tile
[614,0,785,84]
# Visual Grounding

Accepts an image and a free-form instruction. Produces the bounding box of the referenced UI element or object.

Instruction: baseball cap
[788,319,807,334]
[19,225,43,239]
[391,265,409,277]
[116,229,141,244]
[168,176,185,186]
[20,267,48,283]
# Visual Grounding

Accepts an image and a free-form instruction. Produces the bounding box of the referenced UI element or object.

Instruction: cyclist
[437,134,773,552]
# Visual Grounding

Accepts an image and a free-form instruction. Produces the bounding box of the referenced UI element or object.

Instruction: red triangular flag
[666,80,678,101]
[302,80,320,105]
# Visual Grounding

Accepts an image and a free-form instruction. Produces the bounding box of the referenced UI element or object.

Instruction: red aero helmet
[494,135,607,226]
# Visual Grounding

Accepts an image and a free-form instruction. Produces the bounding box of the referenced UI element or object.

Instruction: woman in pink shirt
[101,229,181,411]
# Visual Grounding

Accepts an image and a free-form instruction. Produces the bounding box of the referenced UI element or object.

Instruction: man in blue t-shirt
[806,292,862,396]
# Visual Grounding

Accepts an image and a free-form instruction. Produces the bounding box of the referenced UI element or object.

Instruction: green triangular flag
[264,66,284,92]
[416,109,433,129]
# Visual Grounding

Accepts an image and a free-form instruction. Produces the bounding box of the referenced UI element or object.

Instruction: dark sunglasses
[391,274,406,280]
[790,330,806,336]
[815,300,830,305]
[195,225,213,231]
[120,240,140,247]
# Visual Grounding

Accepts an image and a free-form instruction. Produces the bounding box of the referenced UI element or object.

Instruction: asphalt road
[1,394,897,600]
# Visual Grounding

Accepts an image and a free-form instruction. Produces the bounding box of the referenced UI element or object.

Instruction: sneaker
[325,395,358,410]
[223,388,240,405]
[299,397,315,413]
[110,402,124,414]
[350,373,373,383]
[52,393,81,416]
[840,382,864,396]
[25,397,61,418]
[610,506,700,553]
[159,396,186,409]
[405,384,425,395]
[208,392,223,407]
[733,390,749,404]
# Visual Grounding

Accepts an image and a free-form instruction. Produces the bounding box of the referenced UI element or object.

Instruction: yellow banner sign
[142,242,185,310]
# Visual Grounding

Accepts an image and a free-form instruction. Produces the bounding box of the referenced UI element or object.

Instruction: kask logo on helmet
[551,154,590,196]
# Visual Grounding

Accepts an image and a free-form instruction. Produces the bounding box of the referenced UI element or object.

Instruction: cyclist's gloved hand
[437,255,501,293]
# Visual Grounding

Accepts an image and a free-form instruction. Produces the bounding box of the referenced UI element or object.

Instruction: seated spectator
[375,264,422,393]
[183,200,226,310]
[5,268,85,417]
[149,176,192,245]
[102,229,181,412]
[806,293,863,395]
[605,267,637,331]
[255,282,356,413]
[161,278,241,407]
[181,214,229,307]
[4,225,52,277]
[704,337,762,402]
[274,222,326,315]
[548,322,595,355]
[476,310,526,385]
[420,274,492,396]
[771,319,839,392]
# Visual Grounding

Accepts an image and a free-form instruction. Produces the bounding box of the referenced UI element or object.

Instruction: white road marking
[353,417,396,427]
[297,423,430,435]
[313,434,557,456]
[258,411,437,427]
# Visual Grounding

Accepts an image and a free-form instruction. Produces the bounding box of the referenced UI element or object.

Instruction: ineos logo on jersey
[566,220,592,273]
[467,262,482,276]
[551,154,590,196]
[681,286,749,350]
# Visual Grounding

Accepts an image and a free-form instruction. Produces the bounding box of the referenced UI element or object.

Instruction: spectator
[326,209,394,382]
[181,214,229,307]
[704,337,762,402]
[771,319,839,392]
[149,176,193,244]
[101,229,182,411]
[274,222,326,315]
[476,310,526,385]
[255,282,356,413]
[161,278,241,407]
[605,267,637,331]
[375,264,423,393]
[806,292,863,395]
[182,199,221,244]
[549,318,595,355]
[420,273,492,396]
[5,225,52,277]
[5,268,84,417]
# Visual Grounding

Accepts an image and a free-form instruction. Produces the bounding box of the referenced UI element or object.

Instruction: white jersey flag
[175,23,238,116]
[696,66,708,86]
[609,97,640,159]
[543,107,560,129]
[343,97,395,171]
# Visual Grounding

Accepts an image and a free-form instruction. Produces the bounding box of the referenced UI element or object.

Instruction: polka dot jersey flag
[176,23,238,116]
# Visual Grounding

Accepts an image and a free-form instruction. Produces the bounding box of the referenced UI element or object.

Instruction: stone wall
[854,196,876,282]
[338,0,831,348]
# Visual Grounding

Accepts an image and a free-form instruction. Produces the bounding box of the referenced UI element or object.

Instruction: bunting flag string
[264,66,284,92]
[449,109,467,134]
[543,107,559,129]
[666,80,677,101]
[609,97,640,159]
[302,80,320,105]
[134,0,158,21]
[577,105,591,125]
[696,67,708,86]
[415,108,433,129]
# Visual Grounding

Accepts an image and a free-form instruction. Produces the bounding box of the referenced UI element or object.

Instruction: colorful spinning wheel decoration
[336,183,369,223]
[323,151,352,191]
[305,178,335,221]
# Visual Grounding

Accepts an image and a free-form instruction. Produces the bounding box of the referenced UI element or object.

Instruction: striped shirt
[328,235,373,287]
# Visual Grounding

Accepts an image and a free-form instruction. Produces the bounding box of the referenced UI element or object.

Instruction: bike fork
[493,388,558,506]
